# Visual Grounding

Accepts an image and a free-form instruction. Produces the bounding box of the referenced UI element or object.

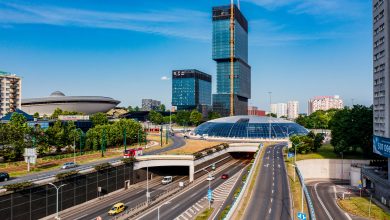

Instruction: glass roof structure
[194,115,308,139]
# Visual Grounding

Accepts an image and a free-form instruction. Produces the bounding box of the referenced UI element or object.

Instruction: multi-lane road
[0,133,185,187]
[137,160,249,220]
[244,144,292,220]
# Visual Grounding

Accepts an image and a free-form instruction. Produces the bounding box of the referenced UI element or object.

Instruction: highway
[307,181,360,220]
[60,176,186,220]
[137,160,249,220]
[243,144,292,220]
[0,133,185,187]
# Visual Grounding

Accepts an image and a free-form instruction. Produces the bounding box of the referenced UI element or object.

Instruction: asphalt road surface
[243,144,292,220]
[0,134,185,187]
[138,160,248,220]
[307,181,362,220]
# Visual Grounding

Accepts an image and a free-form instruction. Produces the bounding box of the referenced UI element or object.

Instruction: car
[221,174,229,180]
[108,202,126,216]
[206,175,215,181]
[0,172,9,182]
[61,162,78,169]
[162,176,173,185]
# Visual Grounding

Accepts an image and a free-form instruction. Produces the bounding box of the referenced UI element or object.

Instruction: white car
[162,176,173,185]
[61,162,78,169]
[206,175,215,181]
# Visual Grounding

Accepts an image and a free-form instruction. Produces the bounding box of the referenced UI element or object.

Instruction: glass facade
[172,69,211,110]
[212,5,251,116]
[194,116,309,139]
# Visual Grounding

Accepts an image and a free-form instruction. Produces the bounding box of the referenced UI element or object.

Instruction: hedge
[3,181,33,191]
[56,170,79,180]
[94,162,113,171]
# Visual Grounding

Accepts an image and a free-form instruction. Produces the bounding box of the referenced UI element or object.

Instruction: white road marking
[344,212,352,220]
[271,198,273,203]
[184,211,192,218]
[268,208,272,214]
[314,182,334,220]
[333,186,337,200]
[272,190,274,194]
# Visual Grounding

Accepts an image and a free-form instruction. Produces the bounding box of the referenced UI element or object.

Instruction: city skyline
[0,0,372,113]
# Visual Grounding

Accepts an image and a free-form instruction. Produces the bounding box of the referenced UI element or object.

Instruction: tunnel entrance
[229,152,255,159]
[145,166,189,177]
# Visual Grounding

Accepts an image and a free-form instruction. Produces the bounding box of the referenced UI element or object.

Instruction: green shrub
[222,143,229,149]
[194,152,203,159]
[4,181,33,191]
[206,149,214,155]
[94,162,112,171]
[215,146,222,151]
[219,205,231,220]
[121,157,136,164]
[56,170,79,180]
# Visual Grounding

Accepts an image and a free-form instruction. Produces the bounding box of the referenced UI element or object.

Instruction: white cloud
[161,76,169,81]
[0,2,211,41]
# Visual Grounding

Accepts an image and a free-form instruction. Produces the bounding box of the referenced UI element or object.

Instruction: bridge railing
[295,166,316,220]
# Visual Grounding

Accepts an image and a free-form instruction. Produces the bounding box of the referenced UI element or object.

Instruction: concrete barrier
[296,159,370,180]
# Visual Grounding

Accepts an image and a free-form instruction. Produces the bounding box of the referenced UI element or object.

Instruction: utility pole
[229,0,235,116]
[49,183,66,220]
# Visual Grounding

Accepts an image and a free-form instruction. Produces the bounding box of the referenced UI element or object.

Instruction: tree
[163,114,176,124]
[176,110,191,126]
[148,110,163,125]
[266,113,277,118]
[10,113,27,127]
[190,110,203,126]
[90,112,109,127]
[127,106,134,112]
[33,112,40,119]
[134,106,140,111]
[208,111,221,120]
[51,108,63,119]
[158,104,166,112]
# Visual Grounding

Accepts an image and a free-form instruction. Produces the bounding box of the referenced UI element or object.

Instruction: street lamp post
[146,166,150,204]
[292,142,302,182]
[157,201,171,220]
[48,183,66,220]
[203,169,212,209]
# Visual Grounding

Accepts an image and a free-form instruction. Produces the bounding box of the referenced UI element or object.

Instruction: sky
[0,0,373,113]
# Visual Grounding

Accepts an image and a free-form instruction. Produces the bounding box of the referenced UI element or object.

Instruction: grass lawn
[195,208,214,220]
[146,132,172,149]
[338,197,390,220]
[164,139,222,155]
[294,144,365,161]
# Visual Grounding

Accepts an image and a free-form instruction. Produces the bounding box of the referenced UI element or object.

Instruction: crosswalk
[175,173,240,220]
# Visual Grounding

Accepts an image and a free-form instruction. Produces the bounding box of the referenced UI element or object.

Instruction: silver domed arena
[21,91,120,116]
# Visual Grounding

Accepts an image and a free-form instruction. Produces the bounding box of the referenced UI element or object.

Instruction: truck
[123,148,143,158]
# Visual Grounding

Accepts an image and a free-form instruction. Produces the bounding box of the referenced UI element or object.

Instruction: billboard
[59,115,90,121]
[373,135,390,158]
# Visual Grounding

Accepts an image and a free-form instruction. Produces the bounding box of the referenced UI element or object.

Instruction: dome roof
[50,91,66,97]
[194,115,308,139]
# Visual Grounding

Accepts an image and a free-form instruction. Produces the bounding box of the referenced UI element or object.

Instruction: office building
[212,4,251,116]
[141,99,161,111]
[369,0,390,206]
[172,69,212,112]
[287,101,299,120]
[248,106,266,116]
[308,95,343,115]
[0,71,21,116]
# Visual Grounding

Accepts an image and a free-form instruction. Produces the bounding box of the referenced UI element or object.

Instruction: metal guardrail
[295,166,316,220]
[223,144,263,220]
[362,167,390,187]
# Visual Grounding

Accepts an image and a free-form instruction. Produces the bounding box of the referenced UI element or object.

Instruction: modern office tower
[212,4,251,116]
[0,71,21,116]
[373,0,390,186]
[172,69,212,112]
[307,95,343,115]
[287,101,299,120]
[141,99,161,111]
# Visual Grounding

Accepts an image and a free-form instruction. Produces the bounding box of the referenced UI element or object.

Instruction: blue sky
[0,0,372,113]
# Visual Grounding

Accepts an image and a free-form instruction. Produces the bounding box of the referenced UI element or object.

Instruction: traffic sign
[207,189,213,201]
[288,152,295,158]
[297,212,307,220]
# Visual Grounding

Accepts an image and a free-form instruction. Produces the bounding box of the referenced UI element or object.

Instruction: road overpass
[134,143,260,182]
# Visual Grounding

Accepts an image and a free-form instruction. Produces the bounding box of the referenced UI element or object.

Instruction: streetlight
[203,169,212,209]
[146,166,150,204]
[48,183,66,220]
[292,142,302,182]
[157,201,171,220]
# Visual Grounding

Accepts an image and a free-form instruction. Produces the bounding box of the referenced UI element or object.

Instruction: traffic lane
[270,145,292,220]
[307,181,349,220]
[74,177,186,220]
[139,161,247,220]
[244,146,274,220]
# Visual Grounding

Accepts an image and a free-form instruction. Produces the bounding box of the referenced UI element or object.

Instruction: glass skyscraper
[212,4,251,117]
[172,69,212,111]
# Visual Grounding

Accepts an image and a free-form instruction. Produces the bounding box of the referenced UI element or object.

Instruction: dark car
[0,172,9,182]
[221,174,229,180]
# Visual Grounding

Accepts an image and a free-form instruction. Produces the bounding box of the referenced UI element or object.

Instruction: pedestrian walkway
[174,172,241,220]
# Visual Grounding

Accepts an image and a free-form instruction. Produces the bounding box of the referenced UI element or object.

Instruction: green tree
[127,106,134,112]
[33,112,40,119]
[134,106,140,111]
[266,113,277,118]
[176,110,191,126]
[10,113,27,127]
[51,108,63,119]
[148,110,163,125]
[208,111,221,120]
[159,104,166,112]
[90,112,109,127]
[190,110,203,126]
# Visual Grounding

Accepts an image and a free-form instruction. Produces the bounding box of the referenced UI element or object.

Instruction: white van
[162,176,173,185]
